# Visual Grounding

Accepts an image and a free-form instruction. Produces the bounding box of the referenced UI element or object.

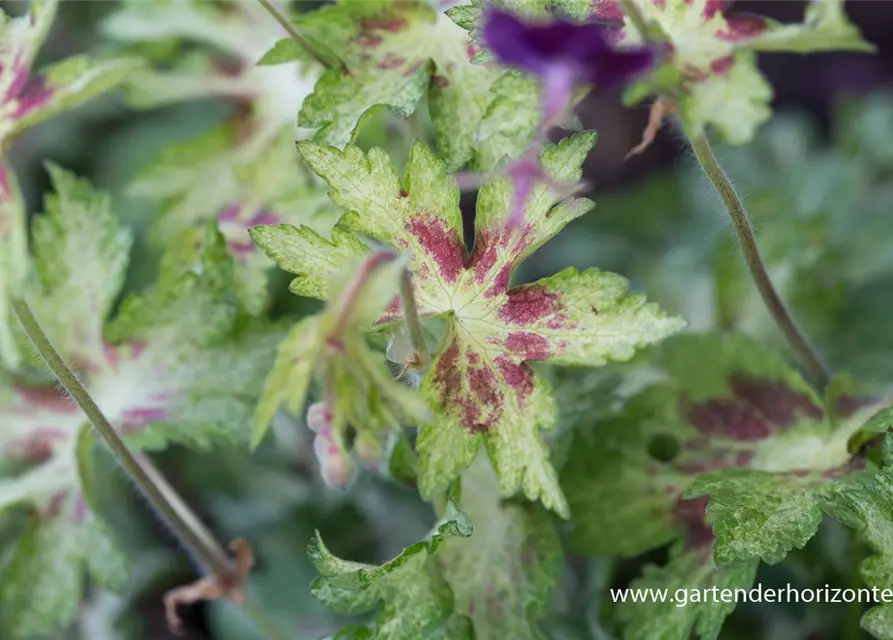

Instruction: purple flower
[482,8,654,126]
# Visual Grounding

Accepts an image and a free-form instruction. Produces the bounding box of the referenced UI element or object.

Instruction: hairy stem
[400,268,430,367]
[9,297,287,640]
[687,134,831,388]
[256,0,336,71]
[618,0,651,41]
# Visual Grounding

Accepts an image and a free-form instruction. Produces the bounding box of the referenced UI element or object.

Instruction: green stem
[9,297,288,640]
[256,0,336,71]
[618,0,651,42]
[400,268,430,367]
[687,134,832,389]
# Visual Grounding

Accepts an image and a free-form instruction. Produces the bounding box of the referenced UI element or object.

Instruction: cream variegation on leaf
[251,132,684,517]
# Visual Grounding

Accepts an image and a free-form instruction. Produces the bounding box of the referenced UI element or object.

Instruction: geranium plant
[1,1,892,639]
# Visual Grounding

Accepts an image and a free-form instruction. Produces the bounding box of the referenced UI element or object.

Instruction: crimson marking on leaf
[836,395,878,418]
[1,58,28,103]
[717,15,769,42]
[11,384,75,415]
[498,285,562,326]
[468,228,534,296]
[592,0,623,21]
[1,427,68,461]
[13,76,52,119]
[405,214,465,283]
[674,495,714,551]
[361,14,408,34]
[729,375,822,425]
[504,331,552,361]
[465,356,502,431]
[709,56,733,75]
[121,407,169,432]
[432,74,450,89]
[685,400,771,442]
[378,53,407,70]
[677,449,754,475]
[494,356,535,395]
[433,339,462,397]
[684,374,823,442]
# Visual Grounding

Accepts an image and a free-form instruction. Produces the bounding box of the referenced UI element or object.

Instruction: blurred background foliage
[4,0,893,638]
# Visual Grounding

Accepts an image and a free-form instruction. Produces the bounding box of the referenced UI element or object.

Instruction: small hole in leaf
[647,433,680,463]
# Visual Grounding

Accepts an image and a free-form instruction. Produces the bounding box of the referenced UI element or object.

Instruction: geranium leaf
[295,0,500,170]
[438,456,563,640]
[0,162,27,369]
[561,333,881,638]
[254,133,683,516]
[309,499,473,639]
[609,0,873,144]
[30,164,133,368]
[0,510,128,639]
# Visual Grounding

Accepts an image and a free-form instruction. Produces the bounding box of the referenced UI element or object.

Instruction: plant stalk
[9,297,287,640]
[687,134,832,388]
[256,0,335,71]
[399,268,430,367]
[618,0,651,41]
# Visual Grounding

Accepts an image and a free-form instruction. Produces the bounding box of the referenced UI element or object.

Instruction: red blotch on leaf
[13,76,52,119]
[505,331,551,361]
[729,375,822,426]
[432,74,450,89]
[406,214,465,283]
[674,495,715,551]
[717,15,769,42]
[495,356,534,396]
[499,285,561,326]
[686,399,771,442]
[378,53,407,70]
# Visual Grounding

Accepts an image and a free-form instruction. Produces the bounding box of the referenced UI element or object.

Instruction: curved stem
[400,268,430,367]
[687,134,832,389]
[618,0,651,41]
[9,297,288,640]
[256,0,336,71]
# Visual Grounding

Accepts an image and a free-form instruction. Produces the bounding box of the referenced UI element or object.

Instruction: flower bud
[313,434,356,488]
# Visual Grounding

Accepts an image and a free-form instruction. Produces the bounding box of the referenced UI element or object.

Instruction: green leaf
[439,456,563,640]
[0,0,134,146]
[618,543,758,640]
[252,316,322,447]
[0,162,27,369]
[742,0,875,54]
[309,500,473,639]
[29,164,133,368]
[822,437,893,639]
[0,510,128,639]
[297,0,500,169]
[250,223,368,300]
[614,0,872,145]
[257,133,682,515]
[677,52,773,146]
[472,71,542,170]
[251,252,431,483]
[9,56,141,139]
[104,0,330,313]
[257,37,311,66]
[101,223,284,450]
[687,468,868,565]
[561,333,880,638]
